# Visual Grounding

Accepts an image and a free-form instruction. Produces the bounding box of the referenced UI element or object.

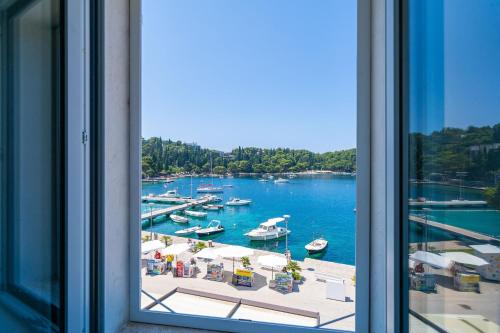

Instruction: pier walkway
[409,215,498,242]
[409,200,487,208]
[141,197,212,220]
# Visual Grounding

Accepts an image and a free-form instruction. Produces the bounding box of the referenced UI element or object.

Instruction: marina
[141,196,216,220]
[143,176,499,264]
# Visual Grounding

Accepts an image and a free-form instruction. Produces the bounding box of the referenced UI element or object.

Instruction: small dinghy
[175,225,202,235]
[202,204,224,211]
[305,238,328,254]
[185,210,208,218]
[170,214,189,223]
[195,220,225,237]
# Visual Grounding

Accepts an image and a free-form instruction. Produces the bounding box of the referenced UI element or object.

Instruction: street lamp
[423,207,431,252]
[283,215,291,261]
[148,202,154,239]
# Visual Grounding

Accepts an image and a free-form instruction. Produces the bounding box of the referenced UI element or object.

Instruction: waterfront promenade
[141,233,356,331]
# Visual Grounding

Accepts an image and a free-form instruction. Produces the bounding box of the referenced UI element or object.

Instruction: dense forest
[409,123,500,186]
[141,138,356,177]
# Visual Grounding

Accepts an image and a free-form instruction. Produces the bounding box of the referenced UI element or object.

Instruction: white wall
[104,0,131,331]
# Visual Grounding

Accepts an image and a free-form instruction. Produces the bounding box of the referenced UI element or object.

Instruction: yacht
[305,238,328,254]
[274,178,289,184]
[170,214,189,223]
[226,198,252,206]
[184,210,208,218]
[159,189,180,198]
[195,220,225,237]
[202,204,224,211]
[175,225,202,235]
[196,184,224,193]
[245,216,291,241]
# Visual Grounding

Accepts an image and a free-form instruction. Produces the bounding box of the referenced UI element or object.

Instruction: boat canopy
[261,217,285,227]
[440,252,489,267]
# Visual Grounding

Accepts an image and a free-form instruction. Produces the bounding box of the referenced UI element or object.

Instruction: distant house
[469,143,500,154]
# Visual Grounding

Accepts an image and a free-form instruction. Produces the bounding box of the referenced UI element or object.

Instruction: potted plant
[241,256,251,268]
[195,241,206,252]
[287,261,302,282]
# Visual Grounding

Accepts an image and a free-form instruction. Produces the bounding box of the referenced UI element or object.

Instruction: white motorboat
[184,210,208,218]
[170,214,189,223]
[258,179,269,182]
[245,216,291,241]
[226,198,252,206]
[196,184,224,193]
[175,225,202,235]
[274,178,289,184]
[160,189,180,198]
[305,238,328,254]
[202,204,224,211]
[195,220,225,237]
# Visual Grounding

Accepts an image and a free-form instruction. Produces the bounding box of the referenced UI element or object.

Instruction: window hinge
[82,130,88,144]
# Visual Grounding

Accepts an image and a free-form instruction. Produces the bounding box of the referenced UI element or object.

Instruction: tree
[484,184,500,209]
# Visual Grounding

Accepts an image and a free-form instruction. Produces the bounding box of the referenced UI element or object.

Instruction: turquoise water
[142,175,356,265]
[142,177,500,265]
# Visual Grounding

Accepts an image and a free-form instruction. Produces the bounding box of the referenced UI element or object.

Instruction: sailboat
[197,154,223,193]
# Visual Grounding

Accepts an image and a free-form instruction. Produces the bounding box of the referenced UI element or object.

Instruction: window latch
[82,130,88,144]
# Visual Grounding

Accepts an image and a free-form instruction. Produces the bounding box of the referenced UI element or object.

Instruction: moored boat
[185,210,208,218]
[226,198,252,206]
[170,214,189,223]
[196,184,224,193]
[195,220,225,237]
[245,216,291,241]
[274,178,289,184]
[159,189,180,198]
[305,238,328,254]
[202,204,224,211]
[175,225,202,235]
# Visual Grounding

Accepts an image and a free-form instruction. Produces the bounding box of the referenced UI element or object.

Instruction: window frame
[128,0,373,332]
[0,0,90,332]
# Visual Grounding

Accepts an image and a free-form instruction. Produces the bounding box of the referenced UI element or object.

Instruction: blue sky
[141,0,357,153]
[410,0,500,133]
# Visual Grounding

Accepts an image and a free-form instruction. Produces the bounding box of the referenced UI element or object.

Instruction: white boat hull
[245,230,290,241]
[175,226,201,235]
[185,210,208,218]
[305,240,328,253]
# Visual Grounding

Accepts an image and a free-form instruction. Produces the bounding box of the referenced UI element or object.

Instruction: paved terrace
[141,234,356,332]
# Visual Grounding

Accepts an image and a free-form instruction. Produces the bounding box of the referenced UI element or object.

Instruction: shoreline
[142,231,356,280]
[141,231,356,331]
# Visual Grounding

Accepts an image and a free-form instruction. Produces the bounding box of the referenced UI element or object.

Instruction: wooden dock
[141,197,213,220]
[409,200,487,208]
[409,215,498,242]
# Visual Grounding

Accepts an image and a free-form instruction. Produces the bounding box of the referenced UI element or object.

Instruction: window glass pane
[406,1,500,331]
[140,0,357,331]
[0,0,63,330]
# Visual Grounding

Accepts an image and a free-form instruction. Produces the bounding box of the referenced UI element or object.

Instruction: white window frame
[126,0,400,332]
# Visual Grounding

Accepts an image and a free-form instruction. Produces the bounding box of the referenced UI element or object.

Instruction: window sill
[122,322,222,333]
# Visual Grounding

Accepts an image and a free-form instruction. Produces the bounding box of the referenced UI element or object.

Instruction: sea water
[142,176,500,265]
